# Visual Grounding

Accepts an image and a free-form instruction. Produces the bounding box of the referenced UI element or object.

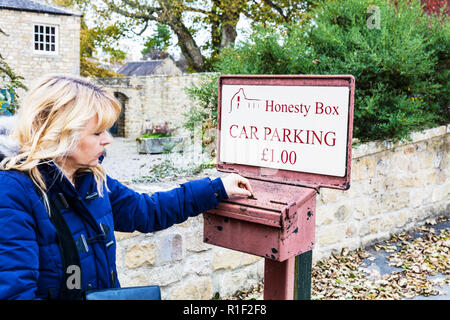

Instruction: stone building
[96,73,208,138]
[0,0,81,91]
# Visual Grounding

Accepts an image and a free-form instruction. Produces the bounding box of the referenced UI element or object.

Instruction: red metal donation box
[204,75,355,262]
[204,180,316,261]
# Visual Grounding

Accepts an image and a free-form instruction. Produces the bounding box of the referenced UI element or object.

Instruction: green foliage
[184,73,220,131]
[141,23,172,59]
[186,0,449,143]
[51,0,126,78]
[83,22,127,63]
[79,21,127,78]
[307,0,449,141]
[215,25,314,75]
[0,28,27,114]
[139,132,170,139]
[183,73,221,150]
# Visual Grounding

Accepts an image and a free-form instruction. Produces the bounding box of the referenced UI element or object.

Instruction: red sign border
[215,74,355,191]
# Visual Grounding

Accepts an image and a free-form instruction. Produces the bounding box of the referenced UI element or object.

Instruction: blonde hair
[0,74,121,213]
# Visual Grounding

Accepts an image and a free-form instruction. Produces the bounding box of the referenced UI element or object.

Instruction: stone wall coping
[98,72,217,83]
[352,124,449,159]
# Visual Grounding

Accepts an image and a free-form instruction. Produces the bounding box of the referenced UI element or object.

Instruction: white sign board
[219,84,350,177]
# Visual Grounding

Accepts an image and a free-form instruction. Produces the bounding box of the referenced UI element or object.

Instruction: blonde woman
[0,74,253,300]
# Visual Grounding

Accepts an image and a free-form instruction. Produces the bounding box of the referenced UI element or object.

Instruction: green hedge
[186,0,449,143]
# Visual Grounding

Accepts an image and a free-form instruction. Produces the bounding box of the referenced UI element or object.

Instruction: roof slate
[117,61,163,76]
[0,0,81,16]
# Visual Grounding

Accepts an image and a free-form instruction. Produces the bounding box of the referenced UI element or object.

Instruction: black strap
[48,195,83,300]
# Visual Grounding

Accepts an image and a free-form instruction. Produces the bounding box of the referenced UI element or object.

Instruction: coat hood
[0,116,20,161]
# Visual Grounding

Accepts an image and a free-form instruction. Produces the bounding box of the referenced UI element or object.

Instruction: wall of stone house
[152,58,182,76]
[0,9,80,92]
[96,74,210,138]
[114,124,449,300]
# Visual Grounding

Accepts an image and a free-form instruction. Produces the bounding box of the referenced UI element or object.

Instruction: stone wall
[114,124,449,299]
[96,74,210,138]
[314,125,449,260]
[0,8,80,90]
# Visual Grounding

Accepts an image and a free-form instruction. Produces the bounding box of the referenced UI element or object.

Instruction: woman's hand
[221,173,254,198]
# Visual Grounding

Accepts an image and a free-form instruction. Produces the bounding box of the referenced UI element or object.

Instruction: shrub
[1,28,26,115]
[184,73,220,150]
[307,0,449,141]
[186,0,449,143]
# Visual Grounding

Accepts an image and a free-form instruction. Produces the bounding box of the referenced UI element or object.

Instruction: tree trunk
[220,22,237,48]
[171,22,205,72]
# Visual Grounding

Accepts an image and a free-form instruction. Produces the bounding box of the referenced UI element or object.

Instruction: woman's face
[65,116,112,170]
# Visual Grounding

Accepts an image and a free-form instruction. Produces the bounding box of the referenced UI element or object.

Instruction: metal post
[293,250,313,300]
[263,250,313,300]
[263,257,295,300]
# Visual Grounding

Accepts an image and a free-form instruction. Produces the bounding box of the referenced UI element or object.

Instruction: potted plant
[136,121,184,154]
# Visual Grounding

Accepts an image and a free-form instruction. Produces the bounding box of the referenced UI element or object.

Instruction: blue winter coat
[0,159,228,300]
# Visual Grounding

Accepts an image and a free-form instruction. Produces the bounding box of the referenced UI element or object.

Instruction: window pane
[34,25,58,53]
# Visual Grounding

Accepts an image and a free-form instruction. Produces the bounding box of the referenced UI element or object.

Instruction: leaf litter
[225,216,448,300]
[314,216,449,300]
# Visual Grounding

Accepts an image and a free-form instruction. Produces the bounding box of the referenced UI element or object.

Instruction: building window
[34,24,57,54]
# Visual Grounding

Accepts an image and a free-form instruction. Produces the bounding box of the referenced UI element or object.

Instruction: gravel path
[102,137,161,183]
[101,137,224,193]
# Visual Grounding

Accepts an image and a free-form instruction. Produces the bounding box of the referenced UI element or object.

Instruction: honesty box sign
[217,75,355,186]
